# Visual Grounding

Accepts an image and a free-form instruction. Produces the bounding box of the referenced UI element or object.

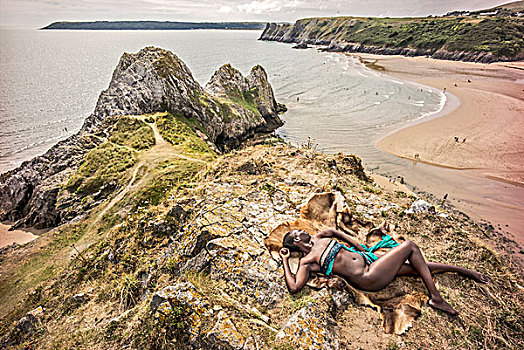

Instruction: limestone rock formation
[0,47,284,230]
[0,134,103,229]
[275,290,340,349]
[150,282,207,344]
[204,311,245,349]
[91,47,283,145]
[205,63,285,145]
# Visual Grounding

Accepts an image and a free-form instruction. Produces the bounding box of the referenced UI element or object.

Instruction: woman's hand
[279,248,290,260]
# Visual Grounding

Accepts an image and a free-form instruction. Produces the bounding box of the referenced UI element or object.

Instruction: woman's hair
[282,231,300,252]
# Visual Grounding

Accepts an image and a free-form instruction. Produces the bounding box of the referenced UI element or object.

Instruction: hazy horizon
[0,0,513,28]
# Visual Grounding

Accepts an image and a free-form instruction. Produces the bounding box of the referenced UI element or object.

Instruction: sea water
[0,28,443,172]
[1,28,523,242]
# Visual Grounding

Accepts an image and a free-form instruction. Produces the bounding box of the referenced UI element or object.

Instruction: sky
[0,0,513,28]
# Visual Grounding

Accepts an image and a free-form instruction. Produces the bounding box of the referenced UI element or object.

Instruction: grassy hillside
[468,0,524,15]
[1,132,522,349]
[294,16,523,57]
[0,112,214,341]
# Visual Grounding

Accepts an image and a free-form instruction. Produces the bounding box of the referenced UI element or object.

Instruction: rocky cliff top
[0,46,521,350]
[1,139,522,349]
[89,46,283,142]
[0,46,284,230]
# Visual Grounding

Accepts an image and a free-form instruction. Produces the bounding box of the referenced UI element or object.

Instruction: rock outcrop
[0,47,284,230]
[204,63,285,146]
[1,141,522,349]
[275,290,340,349]
[89,47,283,146]
[204,311,246,349]
[0,134,103,228]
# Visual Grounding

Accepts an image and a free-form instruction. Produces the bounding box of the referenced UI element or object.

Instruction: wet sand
[371,173,413,195]
[0,222,40,248]
[375,58,524,185]
[353,54,524,249]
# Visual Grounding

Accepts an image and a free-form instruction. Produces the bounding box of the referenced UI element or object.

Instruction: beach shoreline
[351,53,524,250]
[354,54,524,186]
[0,222,41,248]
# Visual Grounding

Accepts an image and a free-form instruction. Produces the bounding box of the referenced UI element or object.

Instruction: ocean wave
[403,100,425,107]
[2,115,85,135]
[1,134,67,157]
[390,80,405,85]
[415,91,446,120]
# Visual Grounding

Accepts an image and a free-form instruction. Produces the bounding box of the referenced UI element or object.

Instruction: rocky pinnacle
[0,46,284,230]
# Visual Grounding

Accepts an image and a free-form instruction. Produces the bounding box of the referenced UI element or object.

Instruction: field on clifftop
[1,128,522,349]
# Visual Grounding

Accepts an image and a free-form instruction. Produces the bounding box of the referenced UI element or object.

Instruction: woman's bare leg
[358,240,458,314]
[398,262,489,284]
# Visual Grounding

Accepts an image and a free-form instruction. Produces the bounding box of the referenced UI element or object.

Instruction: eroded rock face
[88,47,204,131]
[0,133,102,229]
[206,64,250,99]
[276,290,340,350]
[150,282,207,344]
[0,47,284,230]
[204,311,245,350]
[205,63,284,148]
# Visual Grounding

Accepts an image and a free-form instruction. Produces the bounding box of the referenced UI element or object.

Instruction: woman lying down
[279,228,489,315]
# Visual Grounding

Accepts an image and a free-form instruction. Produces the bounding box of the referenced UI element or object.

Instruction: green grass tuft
[66,116,156,195]
[156,113,215,157]
[130,159,202,210]
[67,142,137,195]
[109,116,155,150]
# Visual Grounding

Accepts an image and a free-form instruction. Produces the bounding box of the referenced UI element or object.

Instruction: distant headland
[41,21,267,30]
[260,1,524,63]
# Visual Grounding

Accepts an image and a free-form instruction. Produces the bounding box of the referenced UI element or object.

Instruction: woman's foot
[429,297,458,315]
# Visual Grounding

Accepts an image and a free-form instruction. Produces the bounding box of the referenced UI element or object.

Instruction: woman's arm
[280,248,311,294]
[317,229,366,252]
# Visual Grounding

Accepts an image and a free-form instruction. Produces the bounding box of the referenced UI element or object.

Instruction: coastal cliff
[260,14,524,63]
[0,47,284,230]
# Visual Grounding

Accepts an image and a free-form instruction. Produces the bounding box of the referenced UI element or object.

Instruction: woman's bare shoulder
[299,254,321,272]
[300,254,316,265]
[312,233,332,243]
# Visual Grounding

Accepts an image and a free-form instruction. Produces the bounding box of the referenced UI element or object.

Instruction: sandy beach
[0,222,39,248]
[352,53,524,249]
[361,55,524,185]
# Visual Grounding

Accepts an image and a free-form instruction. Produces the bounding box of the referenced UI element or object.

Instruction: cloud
[218,5,233,13]
[236,0,301,15]
[1,0,512,28]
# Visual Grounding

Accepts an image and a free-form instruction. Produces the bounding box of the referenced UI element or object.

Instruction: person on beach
[279,228,489,315]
